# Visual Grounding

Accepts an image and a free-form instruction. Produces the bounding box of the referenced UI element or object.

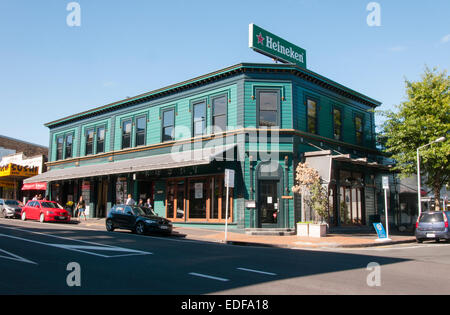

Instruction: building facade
[25,63,394,231]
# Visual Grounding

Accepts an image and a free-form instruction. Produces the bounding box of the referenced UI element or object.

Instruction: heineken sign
[248,23,307,68]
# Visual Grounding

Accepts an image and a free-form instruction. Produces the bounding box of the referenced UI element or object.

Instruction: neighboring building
[0,135,48,201]
[25,62,392,231]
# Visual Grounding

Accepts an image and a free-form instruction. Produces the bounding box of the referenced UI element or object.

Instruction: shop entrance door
[258,180,279,227]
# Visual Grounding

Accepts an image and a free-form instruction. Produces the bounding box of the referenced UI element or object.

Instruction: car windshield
[420,212,444,223]
[41,202,63,209]
[139,206,156,216]
[5,200,19,206]
[131,207,147,216]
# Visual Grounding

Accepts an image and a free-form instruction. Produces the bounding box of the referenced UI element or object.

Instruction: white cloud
[440,34,450,44]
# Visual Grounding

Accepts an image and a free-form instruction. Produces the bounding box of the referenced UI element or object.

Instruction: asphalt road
[0,218,449,295]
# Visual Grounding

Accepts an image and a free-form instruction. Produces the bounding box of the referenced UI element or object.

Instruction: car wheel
[135,222,145,235]
[1,210,5,218]
[39,213,45,223]
[106,219,115,232]
[21,212,26,221]
[416,239,423,243]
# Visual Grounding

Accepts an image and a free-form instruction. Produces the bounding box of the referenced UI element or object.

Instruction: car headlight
[46,211,55,215]
[145,219,157,224]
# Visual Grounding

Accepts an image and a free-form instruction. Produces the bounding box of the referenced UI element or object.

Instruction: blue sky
[0,0,449,147]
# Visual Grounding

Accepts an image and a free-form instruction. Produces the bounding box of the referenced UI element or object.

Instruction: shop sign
[0,163,39,178]
[249,23,307,68]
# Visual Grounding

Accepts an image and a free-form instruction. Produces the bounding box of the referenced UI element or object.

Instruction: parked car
[415,211,450,243]
[21,200,71,223]
[106,205,172,235]
[0,199,22,219]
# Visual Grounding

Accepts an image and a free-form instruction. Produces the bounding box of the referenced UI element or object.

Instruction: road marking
[0,228,153,258]
[0,248,38,265]
[188,272,229,282]
[236,267,277,276]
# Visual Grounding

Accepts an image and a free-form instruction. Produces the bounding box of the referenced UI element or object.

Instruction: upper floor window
[122,120,132,149]
[162,109,175,142]
[85,128,94,155]
[333,108,342,141]
[355,116,363,145]
[193,101,206,137]
[65,134,73,159]
[96,126,105,154]
[307,99,318,134]
[135,116,146,147]
[56,136,64,160]
[212,95,227,133]
[258,90,279,127]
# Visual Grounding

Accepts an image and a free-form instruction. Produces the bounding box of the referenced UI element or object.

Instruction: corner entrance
[258,180,279,227]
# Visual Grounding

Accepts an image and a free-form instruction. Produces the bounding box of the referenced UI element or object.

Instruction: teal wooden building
[25,63,392,231]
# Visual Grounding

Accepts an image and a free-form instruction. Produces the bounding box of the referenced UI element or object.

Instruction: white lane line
[0,228,152,258]
[189,272,229,282]
[236,267,277,276]
[0,248,38,265]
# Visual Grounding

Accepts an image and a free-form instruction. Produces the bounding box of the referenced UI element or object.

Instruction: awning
[304,150,391,184]
[24,144,237,184]
[22,182,47,191]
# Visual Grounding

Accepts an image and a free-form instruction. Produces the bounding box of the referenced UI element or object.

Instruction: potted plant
[296,221,312,237]
[292,162,329,238]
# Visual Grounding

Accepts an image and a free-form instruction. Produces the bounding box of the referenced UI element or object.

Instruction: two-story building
[25,62,392,232]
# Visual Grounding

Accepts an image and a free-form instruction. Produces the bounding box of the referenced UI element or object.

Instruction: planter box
[296,223,309,237]
[309,223,327,238]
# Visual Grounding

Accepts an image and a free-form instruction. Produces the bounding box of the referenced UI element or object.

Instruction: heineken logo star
[256,32,264,45]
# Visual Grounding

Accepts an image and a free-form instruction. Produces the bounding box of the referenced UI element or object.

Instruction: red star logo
[256,33,264,45]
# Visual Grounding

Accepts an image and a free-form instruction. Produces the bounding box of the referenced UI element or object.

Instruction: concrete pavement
[74,218,416,249]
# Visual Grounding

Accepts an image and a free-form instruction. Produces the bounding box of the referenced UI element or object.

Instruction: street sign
[224,169,235,188]
[248,23,307,68]
[373,223,387,239]
[382,176,389,189]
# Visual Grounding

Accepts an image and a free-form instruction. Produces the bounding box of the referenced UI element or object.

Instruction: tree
[379,67,450,210]
[292,163,329,223]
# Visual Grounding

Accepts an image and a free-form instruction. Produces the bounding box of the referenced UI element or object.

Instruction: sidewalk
[74,218,416,249]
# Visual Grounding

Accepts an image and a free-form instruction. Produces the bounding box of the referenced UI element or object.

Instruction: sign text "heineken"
[249,23,307,68]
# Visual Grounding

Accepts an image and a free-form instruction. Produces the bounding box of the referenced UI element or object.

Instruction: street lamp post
[417,136,446,216]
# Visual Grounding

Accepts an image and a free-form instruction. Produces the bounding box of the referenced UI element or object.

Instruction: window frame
[256,89,280,128]
[56,136,64,161]
[85,128,95,156]
[161,107,175,143]
[96,125,106,154]
[192,100,207,137]
[332,106,343,141]
[305,96,319,135]
[121,118,133,150]
[135,115,147,147]
[354,114,364,145]
[211,93,228,134]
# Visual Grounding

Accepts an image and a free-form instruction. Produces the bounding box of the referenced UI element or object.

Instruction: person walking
[76,196,87,221]
[125,194,135,206]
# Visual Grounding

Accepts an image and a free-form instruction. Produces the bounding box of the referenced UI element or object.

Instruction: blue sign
[373,223,387,239]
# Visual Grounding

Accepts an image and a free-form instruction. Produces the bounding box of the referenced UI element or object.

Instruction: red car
[21,200,71,223]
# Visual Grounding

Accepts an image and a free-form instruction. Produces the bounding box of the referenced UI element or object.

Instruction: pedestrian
[32,195,38,201]
[138,198,144,207]
[76,196,87,221]
[145,198,153,209]
[125,194,135,206]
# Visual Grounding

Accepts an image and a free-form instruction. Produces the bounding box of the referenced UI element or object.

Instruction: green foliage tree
[379,67,450,210]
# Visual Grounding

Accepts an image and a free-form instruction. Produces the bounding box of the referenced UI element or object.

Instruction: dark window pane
[56,136,64,160]
[212,115,227,133]
[259,111,277,127]
[307,99,317,134]
[136,117,146,146]
[65,134,73,159]
[122,121,131,149]
[97,127,105,153]
[213,96,227,116]
[355,117,363,144]
[163,126,174,142]
[334,109,342,140]
[163,110,174,127]
[86,129,94,155]
[260,92,278,110]
[193,102,206,136]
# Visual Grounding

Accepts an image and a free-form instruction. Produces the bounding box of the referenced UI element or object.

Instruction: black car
[106,205,172,235]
